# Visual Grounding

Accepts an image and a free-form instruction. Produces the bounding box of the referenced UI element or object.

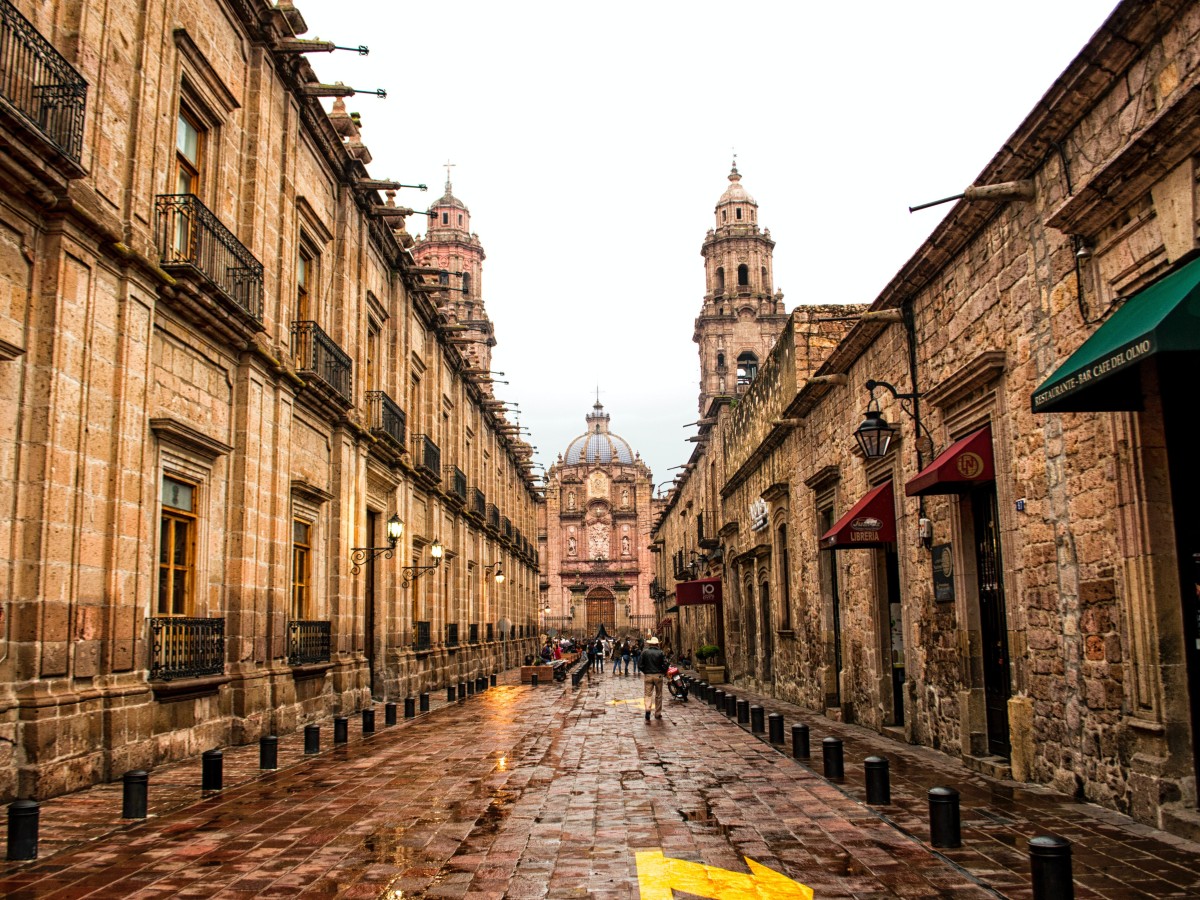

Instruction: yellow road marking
[636,850,813,899]
[608,698,646,707]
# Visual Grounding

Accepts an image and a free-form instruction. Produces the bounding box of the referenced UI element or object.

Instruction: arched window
[737,264,749,286]
[461,272,471,296]
[721,210,727,222]
[715,267,725,293]
[762,266,770,294]
[716,351,725,372]
[735,207,742,220]
[777,523,791,630]
[457,214,463,226]
[737,352,758,386]
[441,212,448,225]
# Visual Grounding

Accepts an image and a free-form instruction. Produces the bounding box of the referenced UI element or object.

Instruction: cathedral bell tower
[693,162,788,415]
[413,172,496,375]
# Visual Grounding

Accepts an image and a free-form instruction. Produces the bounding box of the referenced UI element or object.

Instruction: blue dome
[562,402,635,465]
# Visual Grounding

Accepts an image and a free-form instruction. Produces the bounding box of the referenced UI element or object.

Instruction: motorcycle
[666,664,688,702]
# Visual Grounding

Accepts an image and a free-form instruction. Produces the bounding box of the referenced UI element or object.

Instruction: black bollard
[386,702,398,725]
[737,699,750,724]
[865,756,890,804]
[490,673,496,687]
[123,770,148,819]
[459,681,468,699]
[531,673,539,687]
[362,708,375,734]
[447,686,456,703]
[304,724,320,754]
[6,800,39,860]
[750,705,765,734]
[712,689,725,708]
[420,692,430,712]
[477,676,486,692]
[928,787,962,848]
[260,735,278,770]
[725,694,737,717]
[822,737,845,780]
[466,680,475,696]
[768,713,784,744]
[403,698,415,719]
[792,724,810,759]
[699,682,710,702]
[333,716,348,744]
[1029,836,1074,900]
[201,749,223,791]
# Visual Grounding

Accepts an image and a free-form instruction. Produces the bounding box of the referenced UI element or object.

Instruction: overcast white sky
[301,0,1119,487]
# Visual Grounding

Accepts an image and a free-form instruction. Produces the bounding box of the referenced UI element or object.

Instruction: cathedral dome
[717,164,755,206]
[563,402,635,465]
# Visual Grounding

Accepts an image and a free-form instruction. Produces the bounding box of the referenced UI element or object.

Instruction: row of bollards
[6,676,500,862]
[681,674,1074,899]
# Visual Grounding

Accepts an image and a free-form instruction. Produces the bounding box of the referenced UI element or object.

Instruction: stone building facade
[539,403,659,640]
[0,0,540,802]
[655,0,1200,839]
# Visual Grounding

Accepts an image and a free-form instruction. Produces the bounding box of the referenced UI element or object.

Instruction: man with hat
[640,636,668,721]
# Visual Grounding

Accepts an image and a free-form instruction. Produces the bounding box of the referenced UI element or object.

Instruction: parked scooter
[666,663,688,702]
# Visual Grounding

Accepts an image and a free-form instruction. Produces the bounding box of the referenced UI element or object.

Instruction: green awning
[1032,255,1200,413]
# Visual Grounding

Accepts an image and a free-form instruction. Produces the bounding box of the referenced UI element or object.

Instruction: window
[716,351,725,371]
[735,207,742,220]
[462,272,471,296]
[721,210,727,222]
[175,109,203,195]
[158,476,197,615]
[715,267,725,293]
[762,266,770,293]
[366,321,380,392]
[442,212,449,225]
[778,523,791,630]
[737,264,749,286]
[297,246,314,321]
[292,520,312,619]
[737,352,758,385]
[457,214,463,226]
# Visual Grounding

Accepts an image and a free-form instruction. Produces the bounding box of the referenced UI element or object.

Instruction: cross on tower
[443,159,456,189]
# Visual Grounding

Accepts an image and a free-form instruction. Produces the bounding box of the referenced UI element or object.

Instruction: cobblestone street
[2,669,1199,899]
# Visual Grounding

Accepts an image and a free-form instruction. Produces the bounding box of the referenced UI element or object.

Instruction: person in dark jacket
[640,636,668,721]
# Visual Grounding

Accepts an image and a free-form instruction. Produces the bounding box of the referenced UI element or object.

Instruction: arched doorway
[585,588,615,634]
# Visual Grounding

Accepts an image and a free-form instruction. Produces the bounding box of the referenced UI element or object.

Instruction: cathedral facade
[539,404,659,640]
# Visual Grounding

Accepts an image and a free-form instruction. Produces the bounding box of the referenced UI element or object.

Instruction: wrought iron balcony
[366,391,406,450]
[486,503,500,531]
[468,623,479,644]
[415,620,431,652]
[291,320,352,405]
[444,466,467,501]
[148,616,225,681]
[156,195,264,321]
[0,0,87,163]
[446,622,459,648]
[501,516,513,540]
[287,620,331,666]
[471,488,486,518]
[412,434,441,480]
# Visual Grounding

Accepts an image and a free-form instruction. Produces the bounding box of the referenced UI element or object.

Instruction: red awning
[820,482,896,549]
[676,578,723,606]
[905,425,995,497]
[656,618,673,632]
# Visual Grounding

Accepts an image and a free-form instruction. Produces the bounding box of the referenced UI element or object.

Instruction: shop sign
[849,516,882,543]
[932,543,954,603]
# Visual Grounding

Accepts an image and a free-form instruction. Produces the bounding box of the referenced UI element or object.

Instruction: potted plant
[696,644,724,684]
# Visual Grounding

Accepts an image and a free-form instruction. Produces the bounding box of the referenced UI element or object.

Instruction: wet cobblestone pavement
[1,668,1199,898]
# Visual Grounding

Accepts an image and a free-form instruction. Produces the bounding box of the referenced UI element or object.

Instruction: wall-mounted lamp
[484,560,505,584]
[350,513,404,575]
[400,539,444,587]
[1072,235,1093,260]
[854,379,935,460]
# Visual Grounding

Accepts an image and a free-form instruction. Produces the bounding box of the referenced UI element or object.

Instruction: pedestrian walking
[612,639,623,676]
[631,640,642,675]
[640,636,667,721]
[623,640,632,675]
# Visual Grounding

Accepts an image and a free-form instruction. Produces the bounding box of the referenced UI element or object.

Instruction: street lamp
[484,560,505,584]
[400,539,443,587]
[350,513,404,575]
[854,379,934,460]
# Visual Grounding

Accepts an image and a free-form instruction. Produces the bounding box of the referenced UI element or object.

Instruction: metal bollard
[447,686,457,703]
[737,699,750,724]
[386,702,398,725]
[699,682,710,702]
[201,749,223,791]
[362,708,375,734]
[725,694,737,717]
[477,676,486,692]
[304,724,320,754]
[420,692,430,712]
[865,756,890,804]
[123,770,148,819]
[466,680,475,696]
[750,705,765,734]
[822,737,845,780]
[928,787,962,848]
[459,681,468,699]
[1029,836,1073,900]
[531,673,539,687]
[403,698,414,719]
[260,735,278,770]
[792,724,810,759]
[490,673,497,686]
[768,713,784,744]
[7,800,39,860]
[333,716,348,744]
[712,689,725,708]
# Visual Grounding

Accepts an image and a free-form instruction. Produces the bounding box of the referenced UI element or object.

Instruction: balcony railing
[471,488,486,518]
[468,623,479,644]
[501,516,513,540]
[156,195,264,321]
[415,620,431,652]
[0,0,87,162]
[486,503,499,531]
[444,466,467,501]
[292,321,352,405]
[287,620,331,666]
[148,616,225,681]
[366,391,406,450]
[446,623,459,648]
[412,434,441,480]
